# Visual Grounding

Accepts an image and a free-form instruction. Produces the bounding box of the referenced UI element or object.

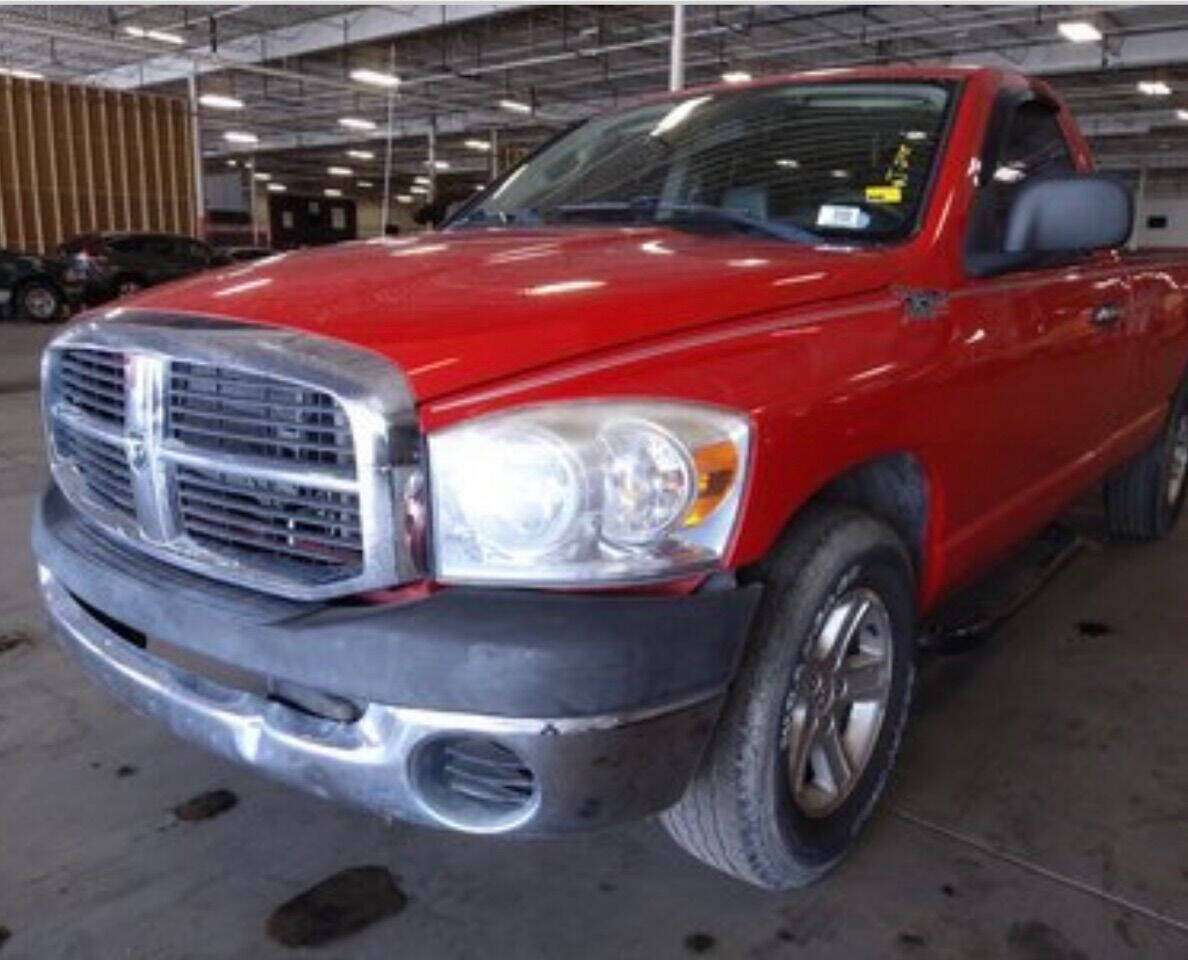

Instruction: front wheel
[16,280,63,322]
[661,506,916,889]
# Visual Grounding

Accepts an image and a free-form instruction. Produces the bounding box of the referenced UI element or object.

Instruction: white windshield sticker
[817,204,870,230]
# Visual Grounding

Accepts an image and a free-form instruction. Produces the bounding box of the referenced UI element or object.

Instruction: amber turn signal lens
[685,440,739,526]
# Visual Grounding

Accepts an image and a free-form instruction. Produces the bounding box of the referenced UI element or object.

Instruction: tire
[1104,384,1188,540]
[661,506,916,889]
[15,280,63,322]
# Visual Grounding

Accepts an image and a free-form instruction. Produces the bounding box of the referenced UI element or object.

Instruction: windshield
[451,81,954,242]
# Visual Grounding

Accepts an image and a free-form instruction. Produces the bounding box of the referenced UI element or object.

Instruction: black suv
[57,232,216,305]
[0,248,84,321]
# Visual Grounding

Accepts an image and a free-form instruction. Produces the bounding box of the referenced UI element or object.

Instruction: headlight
[428,401,750,585]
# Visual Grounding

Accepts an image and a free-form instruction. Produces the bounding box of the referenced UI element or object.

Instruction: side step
[918,524,1086,653]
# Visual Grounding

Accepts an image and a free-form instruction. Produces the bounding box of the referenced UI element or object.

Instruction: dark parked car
[57,232,216,304]
[0,248,84,321]
[211,245,274,265]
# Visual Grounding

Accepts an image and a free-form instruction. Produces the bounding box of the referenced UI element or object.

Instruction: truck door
[945,91,1134,574]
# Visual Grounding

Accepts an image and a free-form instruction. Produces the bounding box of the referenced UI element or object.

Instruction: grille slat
[179,502,362,552]
[178,488,363,535]
[176,464,363,574]
[57,348,127,425]
[53,421,136,518]
[172,468,357,512]
[168,361,354,468]
[170,419,352,457]
[168,406,352,438]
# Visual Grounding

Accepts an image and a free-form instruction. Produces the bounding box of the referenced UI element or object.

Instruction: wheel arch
[750,451,946,607]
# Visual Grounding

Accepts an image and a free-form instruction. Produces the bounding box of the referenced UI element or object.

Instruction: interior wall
[0,75,194,253]
[1133,194,1188,249]
[248,193,421,245]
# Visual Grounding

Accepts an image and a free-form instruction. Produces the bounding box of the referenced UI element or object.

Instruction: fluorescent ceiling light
[324,188,343,198]
[413,175,431,185]
[1138,80,1172,96]
[427,159,450,170]
[464,139,492,152]
[199,93,243,110]
[1177,110,1188,121]
[1058,21,1102,43]
[721,70,752,84]
[0,66,44,80]
[328,166,353,176]
[253,172,271,181]
[338,117,377,131]
[223,131,258,144]
[350,68,400,89]
[266,182,286,192]
[396,194,414,203]
[774,158,799,169]
[903,130,928,141]
[125,25,184,45]
[346,149,374,160]
[226,159,237,168]
[498,98,532,115]
[410,185,429,195]
[830,169,850,179]
[357,180,374,188]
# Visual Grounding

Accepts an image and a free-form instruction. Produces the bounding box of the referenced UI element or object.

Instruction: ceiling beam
[79,4,521,89]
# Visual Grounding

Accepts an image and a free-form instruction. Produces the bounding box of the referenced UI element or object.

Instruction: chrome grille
[52,425,136,518]
[43,316,420,600]
[176,464,363,578]
[168,362,355,467]
[58,348,126,425]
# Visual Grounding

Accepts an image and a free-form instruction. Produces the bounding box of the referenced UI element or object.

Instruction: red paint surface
[109,66,1188,612]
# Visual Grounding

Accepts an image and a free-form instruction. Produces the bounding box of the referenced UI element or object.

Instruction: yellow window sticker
[865,184,903,204]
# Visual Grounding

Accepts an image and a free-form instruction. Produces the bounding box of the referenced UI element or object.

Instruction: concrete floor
[3,321,1188,959]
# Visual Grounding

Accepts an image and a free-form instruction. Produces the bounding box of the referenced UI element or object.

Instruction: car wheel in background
[661,506,916,889]
[16,281,63,322]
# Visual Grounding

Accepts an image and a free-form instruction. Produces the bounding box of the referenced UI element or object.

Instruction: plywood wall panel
[0,76,195,253]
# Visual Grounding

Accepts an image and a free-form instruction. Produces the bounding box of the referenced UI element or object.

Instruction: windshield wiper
[452,207,544,228]
[555,198,819,244]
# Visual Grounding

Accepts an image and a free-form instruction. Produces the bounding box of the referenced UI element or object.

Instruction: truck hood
[123,228,901,402]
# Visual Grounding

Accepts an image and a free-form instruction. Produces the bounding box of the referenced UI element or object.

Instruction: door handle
[1091,303,1124,327]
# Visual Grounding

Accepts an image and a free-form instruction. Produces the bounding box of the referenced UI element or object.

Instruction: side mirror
[1004,174,1133,254]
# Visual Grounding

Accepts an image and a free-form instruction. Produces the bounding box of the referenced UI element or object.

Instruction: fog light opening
[410,736,539,833]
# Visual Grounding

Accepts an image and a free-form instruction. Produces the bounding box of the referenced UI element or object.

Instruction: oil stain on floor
[266,866,407,948]
[173,789,238,822]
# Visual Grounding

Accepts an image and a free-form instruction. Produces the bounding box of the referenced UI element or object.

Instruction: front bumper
[34,487,760,834]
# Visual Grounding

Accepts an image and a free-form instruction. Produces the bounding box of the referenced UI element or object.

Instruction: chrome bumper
[39,566,722,834]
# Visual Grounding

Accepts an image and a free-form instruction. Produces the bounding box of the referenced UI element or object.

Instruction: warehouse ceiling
[2,4,1188,199]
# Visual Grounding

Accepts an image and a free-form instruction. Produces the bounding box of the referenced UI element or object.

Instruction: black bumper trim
[33,485,761,717]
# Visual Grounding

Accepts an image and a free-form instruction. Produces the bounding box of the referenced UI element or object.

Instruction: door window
[966,98,1075,273]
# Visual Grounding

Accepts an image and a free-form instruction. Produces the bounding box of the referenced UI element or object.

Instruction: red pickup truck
[33,66,1184,889]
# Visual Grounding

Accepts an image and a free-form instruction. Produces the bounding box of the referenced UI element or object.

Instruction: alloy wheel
[785,587,894,818]
[23,286,57,320]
